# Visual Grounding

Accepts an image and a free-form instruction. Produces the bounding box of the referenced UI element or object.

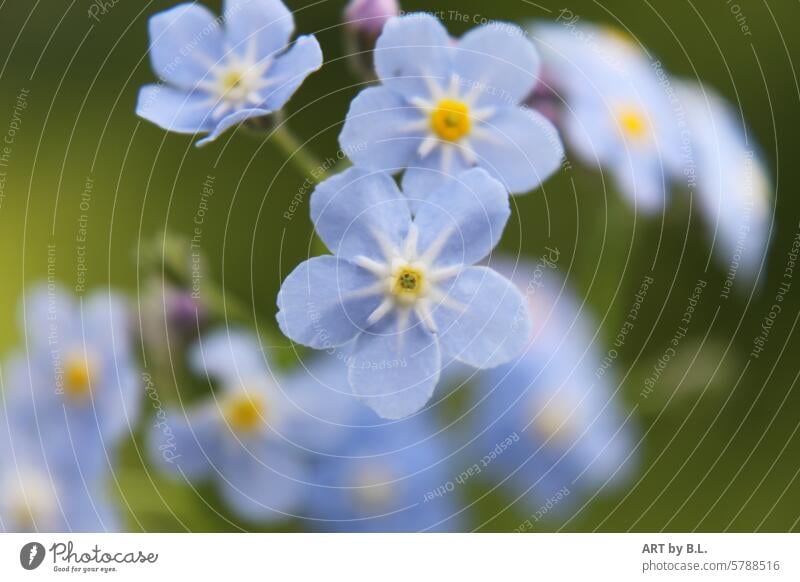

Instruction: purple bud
[166,290,207,335]
[344,0,399,37]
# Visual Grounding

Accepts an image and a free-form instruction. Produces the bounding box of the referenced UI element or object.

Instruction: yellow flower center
[354,467,394,509]
[225,394,266,434]
[63,356,93,401]
[430,99,472,142]
[601,25,636,48]
[616,107,648,140]
[391,265,426,305]
[532,397,578,445]
[222,69,245,92]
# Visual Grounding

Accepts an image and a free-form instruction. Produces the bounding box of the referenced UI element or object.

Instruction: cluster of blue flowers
[0,286,138,531]
[532,19,772,278]
[0,0,773,532]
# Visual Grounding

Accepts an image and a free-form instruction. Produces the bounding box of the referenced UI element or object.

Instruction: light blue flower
[469,263,637,517]
[339,13,564,200]
[532,21,683,212]
[0,387,120,532]
[10,285,141,480]
[302,412,462,532]
[276,167,532,419]
[676,80,772,282]
[136,0,322,146]
[149,328,326,523]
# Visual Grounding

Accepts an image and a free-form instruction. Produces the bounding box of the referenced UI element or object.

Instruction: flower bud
[344,0,399,37]
[343,0,400,82]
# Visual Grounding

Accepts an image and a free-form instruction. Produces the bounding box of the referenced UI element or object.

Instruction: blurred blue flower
[470,262,637,518]
[676,80,772,282]
[137,0,322,146]
[276,167,531,419]
[339,13,564,199]
[302,411,461,532]
[149,329,329,523]
[10,285,141,480]
[532,21,683,212]
[0,388,120,532]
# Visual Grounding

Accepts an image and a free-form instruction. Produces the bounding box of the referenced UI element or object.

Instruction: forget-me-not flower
[339,13,564,200]
[11,285,141,480]
[676,80,772,282]
[532,21,683,212]
[149,329,321,522]
[302,412,461,532]
[137,0,323,146]
[0,388,120,532]
[469,262,637,515]
[276,167,532,419]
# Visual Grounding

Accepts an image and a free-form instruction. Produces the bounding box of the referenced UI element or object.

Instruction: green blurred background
[0,0,799,531]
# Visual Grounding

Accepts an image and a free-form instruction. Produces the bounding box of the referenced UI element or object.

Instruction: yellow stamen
[601,25,636,48]
[617,107,648,140]
[430,99,472,142]
[63,356,93,401]
[532,398,577,445]
[390,265,426,305]
[354,467,394,509]
[225,394,266,434]
[222,70,245,92]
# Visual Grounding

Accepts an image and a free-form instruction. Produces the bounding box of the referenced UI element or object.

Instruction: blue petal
[149,405,221,481]
[281,355,362,453]
[82,293,142,443]
[19,283,77,348]
[217,443,307,522]
[189,329,268,386]
[400,144,471,207]
[83,292,133,353]
[148,4,224,89]
[412,168,510,268]
[310,167,411,261]
[339,86,424,173]
[472,106,564,194]
[262,35,323,111]
[223,0,294,60]
[432,266,531,368]
[195,107,272,146]
[374,13,453,101]
[454,23,540,108]
[137,85,215,134]
[61,479,121,532]
[610,151,667,213]
[348,313,441,419]
[277,256,382,349]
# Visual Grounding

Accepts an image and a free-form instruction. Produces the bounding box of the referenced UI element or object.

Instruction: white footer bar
[0,533,796,580]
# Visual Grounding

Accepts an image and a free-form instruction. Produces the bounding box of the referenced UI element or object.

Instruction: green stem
[248,118,352,255]
[270,124,327,183]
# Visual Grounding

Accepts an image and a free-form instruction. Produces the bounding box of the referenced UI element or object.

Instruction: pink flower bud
[344,0,399,37]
